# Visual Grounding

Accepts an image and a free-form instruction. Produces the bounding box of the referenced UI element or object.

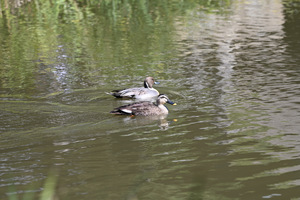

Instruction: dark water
[1,0,300,199]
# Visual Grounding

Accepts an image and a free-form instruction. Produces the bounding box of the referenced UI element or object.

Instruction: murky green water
[1,0,300,199]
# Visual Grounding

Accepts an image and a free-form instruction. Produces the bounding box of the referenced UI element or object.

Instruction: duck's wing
[110,87,147,98]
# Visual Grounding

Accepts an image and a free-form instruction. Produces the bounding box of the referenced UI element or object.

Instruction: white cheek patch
[121,109,132,114]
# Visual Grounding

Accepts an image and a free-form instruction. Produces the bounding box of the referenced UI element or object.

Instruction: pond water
[1,0,300,199]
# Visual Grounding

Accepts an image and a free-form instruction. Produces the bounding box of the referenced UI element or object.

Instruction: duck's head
[157,94,176,105]
[144,77,160,88]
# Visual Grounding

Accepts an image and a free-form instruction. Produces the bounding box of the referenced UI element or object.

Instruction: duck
[110,94,176,116]
[109,77,160,100]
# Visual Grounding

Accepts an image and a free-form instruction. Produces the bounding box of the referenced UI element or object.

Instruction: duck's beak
[167,100,177,105]
[154,81,160,85]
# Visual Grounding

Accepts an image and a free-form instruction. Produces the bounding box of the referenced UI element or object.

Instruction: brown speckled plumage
[110,94,176,116]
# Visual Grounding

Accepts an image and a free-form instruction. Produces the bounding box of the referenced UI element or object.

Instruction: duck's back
[111,87,159,100]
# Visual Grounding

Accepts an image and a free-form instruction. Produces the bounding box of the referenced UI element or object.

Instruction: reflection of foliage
[282,0,300,55]
[282,0,300,19]
[0,0,232,98]
[8,172,57,200]
[0,0,232,35]
[1,0,232,34]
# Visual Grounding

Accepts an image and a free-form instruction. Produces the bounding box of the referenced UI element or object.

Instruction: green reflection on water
[0,0,232,98]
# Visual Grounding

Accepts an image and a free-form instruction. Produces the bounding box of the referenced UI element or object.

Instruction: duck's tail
[106,91,122,98]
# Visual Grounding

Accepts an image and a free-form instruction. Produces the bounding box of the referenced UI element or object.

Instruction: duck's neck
[158,104,169,114]
[144,81,151,88]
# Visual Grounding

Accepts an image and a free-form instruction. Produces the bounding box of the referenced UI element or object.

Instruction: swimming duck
[110,77,159,100]
[110,94,176,116]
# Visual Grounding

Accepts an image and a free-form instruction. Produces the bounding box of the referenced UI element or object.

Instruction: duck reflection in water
[122,115,174,130]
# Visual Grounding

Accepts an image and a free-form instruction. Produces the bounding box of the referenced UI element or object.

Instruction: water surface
[1,0,300,199]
